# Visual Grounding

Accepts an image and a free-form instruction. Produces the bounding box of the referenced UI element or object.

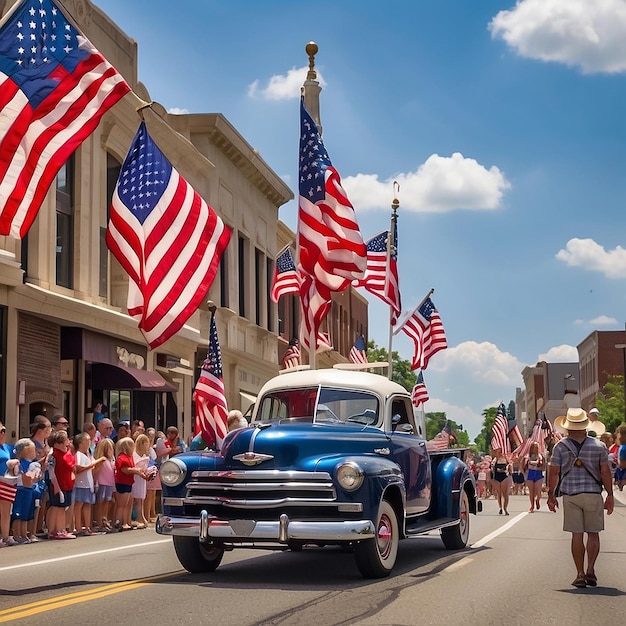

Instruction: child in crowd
[1,420,20,547]
[93,438,116,531]
[47,429,77,539]
[145,428,160,522]
[73,432,106,535]
[114,437,149,531]
[11,439,41,544]
[131,434,153,529]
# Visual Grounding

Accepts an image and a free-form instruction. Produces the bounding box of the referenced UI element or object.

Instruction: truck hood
[192,423,391,471]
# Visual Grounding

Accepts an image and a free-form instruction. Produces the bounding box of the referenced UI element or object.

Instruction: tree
[474,406,498,455]
[424,412,469,447]
[596,374,626,434]
[366,340,416,392]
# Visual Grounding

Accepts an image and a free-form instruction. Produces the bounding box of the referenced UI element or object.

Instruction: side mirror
[396,423,414,434]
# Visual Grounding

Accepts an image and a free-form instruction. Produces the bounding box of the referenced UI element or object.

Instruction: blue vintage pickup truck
[156,368,480,578]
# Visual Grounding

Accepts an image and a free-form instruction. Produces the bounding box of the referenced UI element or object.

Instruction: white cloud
[556,238,626,279]
[489,0,626,74]
[589,315,618,326]
[537,344,579,362]
[168,107,189,115]
[248,66,327,100]
[342,153,511,213]
[428,340,525,386]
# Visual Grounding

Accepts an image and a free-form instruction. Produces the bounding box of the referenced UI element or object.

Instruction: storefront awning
[91,363,176,392]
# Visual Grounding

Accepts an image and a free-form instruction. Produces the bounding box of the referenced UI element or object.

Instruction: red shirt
[52,447,76,491]
[115,453,135,485]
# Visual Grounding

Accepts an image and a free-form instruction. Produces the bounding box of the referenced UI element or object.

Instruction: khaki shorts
[562,493,605,533]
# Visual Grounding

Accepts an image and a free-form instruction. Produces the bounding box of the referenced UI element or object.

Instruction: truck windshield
[255,386,380,426]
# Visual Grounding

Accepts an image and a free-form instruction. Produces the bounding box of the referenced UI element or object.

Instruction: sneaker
[0,539,6,548]
[15,537,30,544]
[28,535,41,543]
[3,536,17,546]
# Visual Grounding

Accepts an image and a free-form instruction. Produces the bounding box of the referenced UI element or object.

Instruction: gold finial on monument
[306,41,318,80]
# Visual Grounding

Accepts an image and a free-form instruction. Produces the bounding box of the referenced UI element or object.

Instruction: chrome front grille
[185,470,337,509]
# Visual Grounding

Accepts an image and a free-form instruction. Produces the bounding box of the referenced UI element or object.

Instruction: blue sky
[92,0,626,439]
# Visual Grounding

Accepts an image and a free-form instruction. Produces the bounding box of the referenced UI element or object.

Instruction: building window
[255,248,263,326]
[266,257,273,332]
[104,154,121,297]
[238,235,247,318]
[219,254,228,309]
[56,156,74,288]
[20,235,28,281]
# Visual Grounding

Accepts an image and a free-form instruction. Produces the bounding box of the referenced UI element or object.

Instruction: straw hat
[554,407,589,433]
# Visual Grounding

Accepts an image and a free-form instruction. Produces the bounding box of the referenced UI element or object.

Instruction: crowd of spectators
[0,411,188,546]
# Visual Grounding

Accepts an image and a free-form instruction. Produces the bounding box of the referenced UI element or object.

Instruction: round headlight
[336,462,364,491]
[159,458,187,487]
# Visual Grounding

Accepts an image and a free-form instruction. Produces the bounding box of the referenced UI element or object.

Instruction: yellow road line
[0,573,175,622]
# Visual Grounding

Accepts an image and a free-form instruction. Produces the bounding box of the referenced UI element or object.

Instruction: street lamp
[615,343,626,420]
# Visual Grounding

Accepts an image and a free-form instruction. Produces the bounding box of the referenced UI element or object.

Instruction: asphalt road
[1,492,625,626]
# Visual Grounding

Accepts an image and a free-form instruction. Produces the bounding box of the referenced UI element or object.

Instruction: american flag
[271,246,300,303]
[512,417,546,459]
[428,424,450,451]
[353,230,401,324]
[491,402,510,455]
[316,331,333,353]
[281,338,301,369]
[393,296,447,370]
[193,309,229,449]
[411,371,429,407]
[0,0,130,238]
[297,98,366,347]
[106,121,232,348]
[508,414,523,453]
[350,335,368,364]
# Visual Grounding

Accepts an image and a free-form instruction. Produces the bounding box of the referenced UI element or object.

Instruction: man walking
[547,407,614,588]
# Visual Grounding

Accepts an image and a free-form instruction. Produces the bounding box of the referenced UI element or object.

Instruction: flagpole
[302,41,322,371]
[386,188,399,379]
[393,287,435,336]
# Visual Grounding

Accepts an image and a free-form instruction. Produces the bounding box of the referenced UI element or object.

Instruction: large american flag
[353,230,401,324]
[297,98,366,348]
[393,296,447,370]
[193,309,229,449]
[281,338,301,369]
[411,371,429,407]
[106,121,232,348]
[270,246,300,303]
[0,0,130,238]
[491,402,510,455]
[349,335,368,364]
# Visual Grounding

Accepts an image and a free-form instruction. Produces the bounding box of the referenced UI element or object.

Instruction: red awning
[90,363,176,392]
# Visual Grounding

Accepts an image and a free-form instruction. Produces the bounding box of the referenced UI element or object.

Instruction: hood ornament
[233,451,274,466]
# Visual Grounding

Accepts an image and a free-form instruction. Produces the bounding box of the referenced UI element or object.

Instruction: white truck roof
[256,368,409,400]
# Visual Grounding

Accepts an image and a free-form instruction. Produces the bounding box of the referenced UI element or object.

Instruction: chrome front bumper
[156,511,375,543]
